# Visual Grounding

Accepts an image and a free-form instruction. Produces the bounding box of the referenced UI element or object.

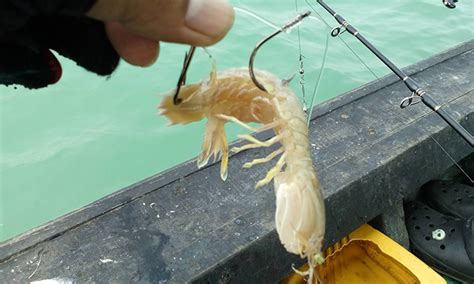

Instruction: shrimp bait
[159,64,326,279]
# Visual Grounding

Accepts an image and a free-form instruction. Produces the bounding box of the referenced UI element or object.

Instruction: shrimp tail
[158,62,219,125]
[274,171,325,257]
[197,118,229,181]
[158,88,206,125]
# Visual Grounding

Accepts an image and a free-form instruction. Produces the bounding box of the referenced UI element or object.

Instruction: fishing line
[300,0,473,181]
[404,94,474,183]
[318,90,474,184]
[292,0,332,124]
[295,0,308,113]
[305,19,329,124]
[430,136,474,183]
[233,7,280,30]
[236,5,330,125]
[236,4,471,181]
[303,0,380,80]
[316,0,473,147]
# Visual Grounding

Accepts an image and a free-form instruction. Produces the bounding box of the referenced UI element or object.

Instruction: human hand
[87,0,234,67]
[0,0,234,89]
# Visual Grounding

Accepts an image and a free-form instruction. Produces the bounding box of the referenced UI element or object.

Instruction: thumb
[87,0,235,47]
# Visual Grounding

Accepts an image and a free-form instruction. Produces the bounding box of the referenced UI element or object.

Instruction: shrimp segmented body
[159,65,326,275]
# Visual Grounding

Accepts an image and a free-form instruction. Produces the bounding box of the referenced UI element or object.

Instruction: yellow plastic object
[282,224,446,284]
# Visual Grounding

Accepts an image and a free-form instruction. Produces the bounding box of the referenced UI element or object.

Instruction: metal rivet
[432,229,446,240]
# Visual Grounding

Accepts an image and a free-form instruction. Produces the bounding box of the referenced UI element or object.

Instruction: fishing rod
[315,0,473,147]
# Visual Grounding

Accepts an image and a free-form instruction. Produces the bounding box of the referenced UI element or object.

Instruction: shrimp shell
[159,64,326,277]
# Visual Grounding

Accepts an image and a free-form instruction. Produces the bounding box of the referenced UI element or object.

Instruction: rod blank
[316,0,473,147]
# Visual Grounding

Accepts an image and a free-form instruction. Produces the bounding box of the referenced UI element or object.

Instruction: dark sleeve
[0,0,97,35]
[0,0,119,89]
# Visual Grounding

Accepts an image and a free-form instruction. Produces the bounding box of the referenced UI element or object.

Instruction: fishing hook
[173,46,196,105]
[249,11,311,92]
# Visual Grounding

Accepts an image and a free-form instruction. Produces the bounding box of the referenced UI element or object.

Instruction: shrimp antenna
[249,11,311,92]
[174,46,196,105]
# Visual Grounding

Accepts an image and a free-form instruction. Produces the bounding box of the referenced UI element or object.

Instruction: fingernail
[185,0,234,39]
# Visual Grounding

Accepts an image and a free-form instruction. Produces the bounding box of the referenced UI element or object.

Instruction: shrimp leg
[219,134,229,181]
[238,134,275,146]
[255,121,279,133]
[243,148,284,169]
[215,114,258,132]
[231,135,281,154]
[255,153,286,188]
[198,119,228,174]
[216,114,280,135]
[231,143,262,154]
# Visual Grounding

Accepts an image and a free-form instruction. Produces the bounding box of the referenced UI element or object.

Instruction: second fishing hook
[249,11,312,92]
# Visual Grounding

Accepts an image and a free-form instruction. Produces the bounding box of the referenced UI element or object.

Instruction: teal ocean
[1,0,473,241]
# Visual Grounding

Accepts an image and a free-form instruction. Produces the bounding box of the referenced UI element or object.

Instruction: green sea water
[0,0,473,242]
